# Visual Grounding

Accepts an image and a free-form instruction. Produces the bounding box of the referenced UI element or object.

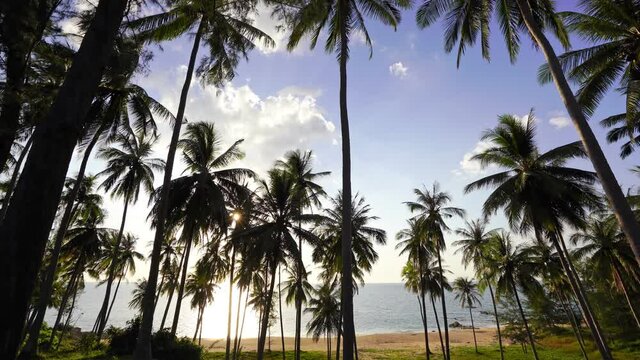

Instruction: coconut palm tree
[454,219,504,360]
[306,279,342,360]
[405,183,465,360]
[276,149,329,360]
[186,261,218,345]
[486,231,541,360]
[130,279,149,316]
[237,168,320,358]
[464,112,611,357]
[148,121,251,337]
[415,0,640,285]
[285,0,409,356]
[128,3,273,356]
[93,133,164,340]
[452,277,482,353]
[572,215,640,328]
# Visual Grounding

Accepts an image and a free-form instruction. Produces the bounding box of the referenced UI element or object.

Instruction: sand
[200,328,497,352]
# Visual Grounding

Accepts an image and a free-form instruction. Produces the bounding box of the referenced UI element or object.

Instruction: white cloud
[549,114,571,129]
[389,62,408,78]
[455,140,494,176]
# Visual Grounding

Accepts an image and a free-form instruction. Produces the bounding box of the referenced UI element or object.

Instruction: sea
[44,282,495,339]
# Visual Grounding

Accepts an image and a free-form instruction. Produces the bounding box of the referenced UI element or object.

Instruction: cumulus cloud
[389,62,408,78]
[455,140,493,175]
[549,114,571,129]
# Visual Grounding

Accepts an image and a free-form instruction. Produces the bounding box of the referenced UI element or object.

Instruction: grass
[39,334,640,359]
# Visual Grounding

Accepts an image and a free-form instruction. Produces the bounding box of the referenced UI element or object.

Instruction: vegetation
[1,1,640,360]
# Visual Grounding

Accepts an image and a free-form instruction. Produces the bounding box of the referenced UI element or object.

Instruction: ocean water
[44,282,495,339]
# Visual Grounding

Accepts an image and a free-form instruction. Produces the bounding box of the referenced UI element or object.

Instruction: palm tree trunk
[235,289,250,359]
[551,229,611,359]
[49,258,83,347]
[0,0,129,355]
[0,134,33,221]
[469,307,478,353]
[336,308,342,360]
[558,291,588,360]
[56,282,79,350]
[419,276,430,360]
[430,297,444,357]
[511,279,539,360]
[171,232,194,336]
[352,326,359,360]
[515,0,640,267]
[487,282,504,360]
[436,251,450,360]
[327,331,331,360]
[193,306,202,342]
[337,3,354,359]
[96,195,131,340]
[133,17,205,360]
[20,122,107,358]
[258,263,278,359]
[295,230,303,360]
[612,263,640,328]
[154,272,166,310]
[226,247,237,360]
[160,250,185,330]
[232,286,243,360]
[105,268,126,325]
[198,308,204,346]
[278,266,286,360]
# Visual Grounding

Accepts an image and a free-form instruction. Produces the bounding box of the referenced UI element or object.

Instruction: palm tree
[237,168,319,359]
[454,219,504,360]
[464,112,611,357]
[423,257,451,357]
[572,215,640,328]
[396,219,433,359]
[405,183,465,360]
[452,277,482,353]
[148,122,251,337]
[93,133,164,340]
[306,279,342,360]
[130,279,149,316]
[285,0,408,356]
[536,0,640,158]
[128,3,272,356]
[186,261,218,345]
[415,0,640,279]
[276,149,329,360]
[486,231,541,360]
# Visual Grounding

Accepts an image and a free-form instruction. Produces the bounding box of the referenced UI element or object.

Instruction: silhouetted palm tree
[306,279,341,360]
[453,277,482,353]
[186,261,218,345]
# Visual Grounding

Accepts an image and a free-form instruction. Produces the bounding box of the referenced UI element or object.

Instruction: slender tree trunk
[436,251,450,360]
[236,290,249,358]
[258,263,278,359]
[0,135,33,221]
[336,3,354,359]
[171,233,194,336]
[226,248,236,360]
[327,332,331,360]
[232,286,244,360]
[133,17,205,360]
[613,264,640,328]
[56,282,79,350]
[558,291,588,360]
[336,308,342,360]
[515,0,640,267]
[0,0,128,356]
[96,195,131,340]
[160,250,185,330]
[154,273,166,310]
[469,307,477,353]
[430,297,444,357]
[511,279,539,360]
[198,308,204,346]
[49,258,82,347]
[295,235,303,360]
[278,266,285,360]
[419,277,430,359]
[552,230,612,359]
[105,269,126,325]
[193,306,202,342]
[20,122,107,358]
[487,282,504,360]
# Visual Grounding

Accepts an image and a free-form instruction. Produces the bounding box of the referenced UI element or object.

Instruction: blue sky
[72,0,638,284]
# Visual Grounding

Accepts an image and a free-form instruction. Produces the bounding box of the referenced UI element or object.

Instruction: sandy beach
[200,328,496,352]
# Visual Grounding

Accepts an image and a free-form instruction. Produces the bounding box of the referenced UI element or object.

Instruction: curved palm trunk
[49,258,83,346]
[436,251,450,360]
[55,282,79,350]
[487,282,504,360]
[558,291,588,360]
[430,297,444,357]
[20,122,107,358]
[0,0,128,356]
[511,279,539,360]
[105,267,126,325]
[420,290,430,359]
[225,248,237,360]
[0,135,33,221]
[278,266,285,360]
[337,5,355,360]
[551,230,612,359]
[96,195,131,340]
[160,250,186,330]
[133,17,205,360]
[154,272,166,309]
[171,233,194,336]
[612,263,640,328]
[232,286,244,359]
[235,289,250,358]
[469,307,478,353]
[515,0,640,266]
[257,263,278,359]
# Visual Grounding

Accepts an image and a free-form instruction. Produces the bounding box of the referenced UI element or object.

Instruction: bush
[153,336,202,360]
[78,333,97,354]
[106,317,140,355]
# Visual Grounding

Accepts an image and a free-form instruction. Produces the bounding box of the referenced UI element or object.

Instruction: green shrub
[106,317,140,355]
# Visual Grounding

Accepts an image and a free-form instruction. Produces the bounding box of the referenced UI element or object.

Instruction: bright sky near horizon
[70,0,638,285]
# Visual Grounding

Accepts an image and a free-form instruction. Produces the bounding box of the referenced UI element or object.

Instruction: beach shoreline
[200,328,497,352]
